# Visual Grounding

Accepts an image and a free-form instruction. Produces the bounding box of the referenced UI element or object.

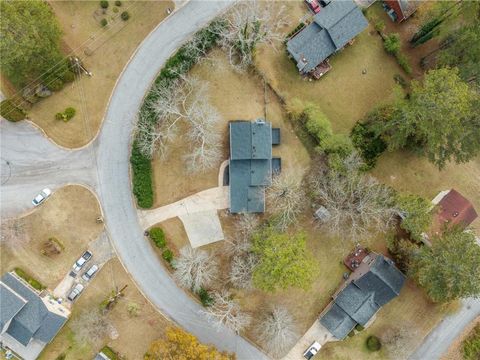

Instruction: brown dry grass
[151,49,311,208]
[39,258,171,360]
[0,185,103,289]
[14,1,172,148]
[442,317,480,360]
[255,19,402,133]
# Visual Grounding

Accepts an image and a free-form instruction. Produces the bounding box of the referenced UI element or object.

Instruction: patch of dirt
[39,258,171,360]
[18,1,174,148]
[0,185,104,288]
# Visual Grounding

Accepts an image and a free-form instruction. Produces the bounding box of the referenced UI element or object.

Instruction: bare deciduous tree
[380,326,419,360]
[135,76,222,172]
[173,246,219,292]
[229,252,258,290]
[255,306,299,358]
[308,154,396,242]
[266,171,307,231]
[69,309,113,347]
[201,290,251,333]
[216,1,290,70]
[225,213,260,255]
[0,218,29,248]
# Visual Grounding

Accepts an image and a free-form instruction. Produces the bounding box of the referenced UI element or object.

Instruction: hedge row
[130,141,153,208]
[149,227,166,248]
[14,267,46,291]
[463,324,480,360]
[131,20,225,208]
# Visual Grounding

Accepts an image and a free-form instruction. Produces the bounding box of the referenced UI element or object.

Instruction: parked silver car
[72,251,92,272]
[67,283,84,301]
[32,188,52,206]
[82,264,99,281]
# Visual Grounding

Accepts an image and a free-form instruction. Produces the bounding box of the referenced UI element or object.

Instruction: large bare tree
[69,309,114,347]
[255,306,299,358]
[308,154,396,242]
[173,246,219,292]
[135,76,222,172]
[266,171,307,231]
[216,1,289,70]
[201,290,251,333]
[229,252,258,290]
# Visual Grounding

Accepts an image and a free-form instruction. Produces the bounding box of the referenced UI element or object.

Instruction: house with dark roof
[430,189,478,236]
[0,272,70,360]
[286,0,368,75]
[319,253,405,340]
[229,120,280,213]
[384,0,418,23]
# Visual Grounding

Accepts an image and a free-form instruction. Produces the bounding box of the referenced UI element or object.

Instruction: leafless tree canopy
[308,154,396,242]
[173,246,219,292]
[135,76,222,173]
[229,252,258,290]
[266,171,307,231]
[255,306,299,358]
[69,309,113,347]
[217,0,289,70]
[0,219,29,248]
[201,290,251,333]
[380,326,419,360]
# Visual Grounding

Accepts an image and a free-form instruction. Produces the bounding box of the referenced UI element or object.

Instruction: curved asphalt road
[94,1,267,359]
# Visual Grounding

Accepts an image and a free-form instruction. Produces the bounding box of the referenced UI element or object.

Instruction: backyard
[1,1,173,148]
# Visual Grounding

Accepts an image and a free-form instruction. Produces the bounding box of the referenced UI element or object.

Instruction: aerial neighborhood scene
[1,0,480,359]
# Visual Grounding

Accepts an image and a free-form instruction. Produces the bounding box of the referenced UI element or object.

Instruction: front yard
[14,1,173,148]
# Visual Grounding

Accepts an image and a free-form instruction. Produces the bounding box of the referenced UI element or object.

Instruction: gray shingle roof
[1,273,67,346]
[229,120,273,213]
[286,0,368,73]
[320,254,405,339]
[0,282,26,330]
[319,304,357,339]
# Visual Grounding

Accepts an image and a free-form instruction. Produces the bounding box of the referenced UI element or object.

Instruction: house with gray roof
[1,272,70,360]
[287,0,368,74]
[229,120,279,213]
[320,253,405,340]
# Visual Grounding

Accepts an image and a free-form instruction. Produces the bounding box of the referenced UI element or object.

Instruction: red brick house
[384,0,418,23]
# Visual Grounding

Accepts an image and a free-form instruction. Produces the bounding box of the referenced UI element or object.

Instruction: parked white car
[303,341,321,360]
[82,264,99,281]
[72,251,92,272]
[67,283,84,301]
[32,188,52,206]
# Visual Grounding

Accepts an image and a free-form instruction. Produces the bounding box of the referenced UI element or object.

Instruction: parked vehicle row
[67,250,99,302]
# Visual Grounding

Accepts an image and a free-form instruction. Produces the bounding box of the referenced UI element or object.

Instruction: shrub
[350,121,387,168]
[396,53,412,75]
[366,335,382,352]
[320,133,353,158]
[61,70,75,83]
[13,267,46,290]
[384,33,401,55]
[374,20,385,33]
[112,6,119,13]
[46,78,64,92]
[55,112,64,121]
[55,354,66,360]
[197,287,214,307]
[0,99,26,122]
[101,18,108,27]
[393,74,408,88]
[115,0,121,5]
[355,324,365,331]
[149,227,166,248]
[100,346,119,360]
[304,106,332,143]
[121,11,129,21]
[100,0,109,9]
[64,107,76,120]
[462,324,480,360]
[162,249,174,263]
[130,141,153,208]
